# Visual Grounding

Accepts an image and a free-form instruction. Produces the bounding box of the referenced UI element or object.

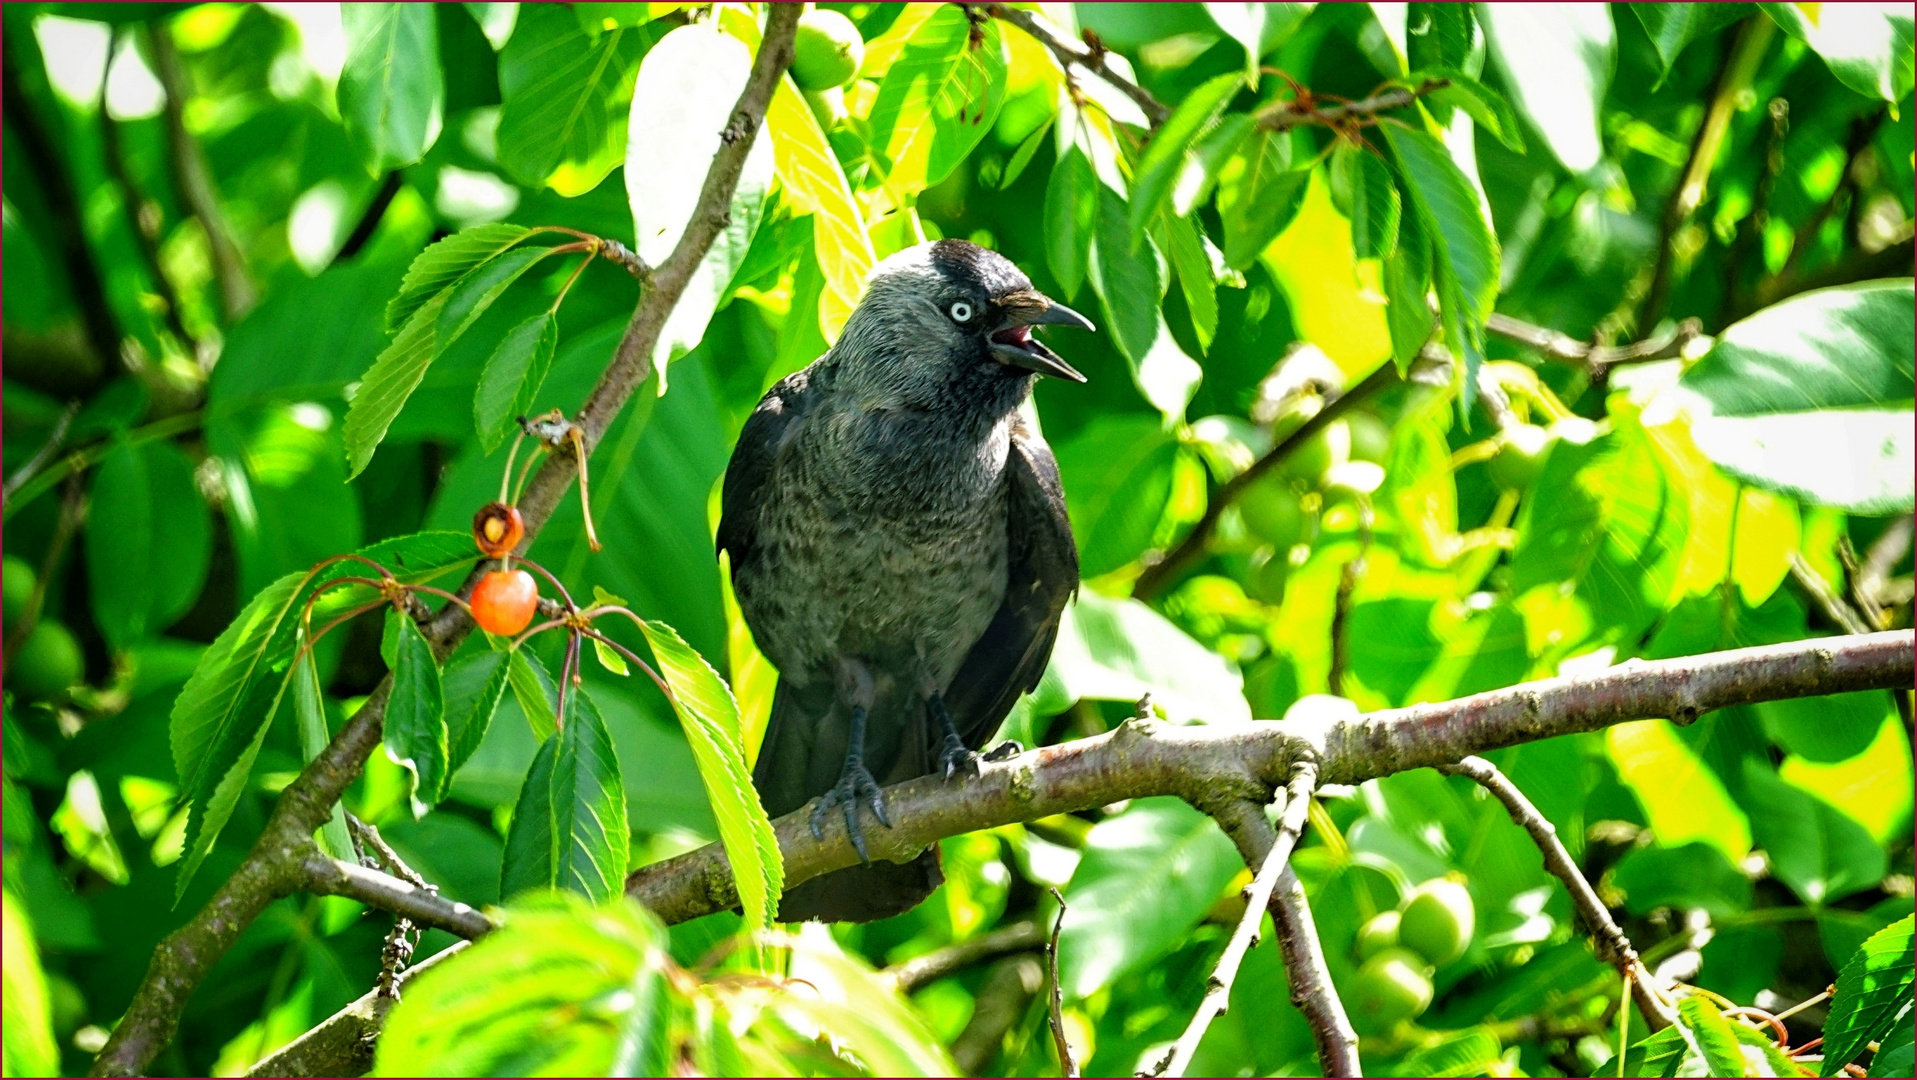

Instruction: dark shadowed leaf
[1054,416,1179,577]
[1089,184,1168,365]
[1044,147,1097,298]
[1329,143,1401,261]
[384,614,447,817]
[1630,4,1750,78]
[86,440,211,650]
[1218,129,1307,269]
[496,4,647,195]
[500,685,629,902]
[1742,762,1885,908]
[443,648,513,784]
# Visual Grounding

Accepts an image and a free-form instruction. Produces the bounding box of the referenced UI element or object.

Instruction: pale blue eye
[949,301,974,323]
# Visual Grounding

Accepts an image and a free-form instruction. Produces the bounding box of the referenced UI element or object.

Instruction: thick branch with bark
[1440,756,1677,1030]
[300,854,494,941]
[87,9,804,1075]
[627,631,1913,924]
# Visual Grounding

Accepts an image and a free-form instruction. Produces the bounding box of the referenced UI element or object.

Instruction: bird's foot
[982,739,1023,762]
[939,734,982,781]
[809,758,891,865]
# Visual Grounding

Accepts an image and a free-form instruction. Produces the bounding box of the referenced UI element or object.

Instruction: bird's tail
[752,677,943,923]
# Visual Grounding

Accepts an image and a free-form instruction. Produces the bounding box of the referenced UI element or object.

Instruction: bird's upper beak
[988,290,1093,383]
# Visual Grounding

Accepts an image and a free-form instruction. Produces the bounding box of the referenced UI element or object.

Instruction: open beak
[988,292,1093,383]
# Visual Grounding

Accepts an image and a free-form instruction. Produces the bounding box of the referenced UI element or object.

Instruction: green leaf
[338,3,444,173]
[1630,4,1750,76]
[1869,1015,1915,1077]
[1000,115,1052,189]
[637,619,783,933]
[508,648,560,742]
[1158,212,1219,350]
[1329,143,1401,260]
[85,439,211,650]
[1477,3,1614,172]
[1386,123,1498,408]
[1681,996,1756,1078]
[1762,3,1916,103]
[762,932,961,1076]
[1174,111,1254,216]
[1742,761,1886,908]
[169,532,475,898]
[1217,129,1308,270]
[1204,3,1312,85]
[1612,842,1753,919]
[1756,691,1887,763]
[867,5,1006,197]
[386,224,532,333]
[1054,416,1180,577]
[1044,147,1097,298]
[293,645,353,861]
[500,685,630,902]
[384,614,448,817]
[474,310,559,452]
[1824,916,1916,1075]
[1407,2,1479,74]
[766,76,875,338]
[435,245,552,357]
[444,649,513,779]
[1660,280,1915,514]
[1046,591,1254,726]
[1058,797,1242,998]
[1383,194,1434,369]
[1421,70,1526,152]
[373,892,675,1077]
[496,4,646,195]
[344,294,444,480]
[591,636,629,676]
[1089,183,1168,365]
[1622,1024,1691,1078]
[2,890,57,1080]
[629,23,774,367]
[1128,72,1242,239]
[1606,717,1750,864]
[1399,1028,1506,1078]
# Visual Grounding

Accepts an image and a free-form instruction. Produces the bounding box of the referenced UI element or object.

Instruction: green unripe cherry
[1486,423,1555,492]
[3,556,36,629]
[1346,413,1391,465]
[1399,878,1476,965]
[791,10,865,91]
[1247,549,1290,605]
[12,620,83,701]
[1238,476,1306,549]
[1349,947,1434,1033]
[1356,909,1401,960]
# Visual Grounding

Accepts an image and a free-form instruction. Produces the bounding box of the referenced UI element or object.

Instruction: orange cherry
[472,502,525,557]
[471,569,538,635]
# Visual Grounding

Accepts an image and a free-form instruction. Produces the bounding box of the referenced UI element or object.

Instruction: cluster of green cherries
[1347,877,1478,1034]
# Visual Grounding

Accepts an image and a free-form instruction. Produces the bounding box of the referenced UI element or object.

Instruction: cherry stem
[300,575,392,634]
[299,600,390,662]
[500,430,528,505]
[408,584,473,616]
[508,618,570,650]
[568,427,601,552]
[556,630,582,725]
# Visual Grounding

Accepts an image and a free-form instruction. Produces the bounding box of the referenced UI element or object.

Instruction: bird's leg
[927,693,982,781]
[809,660,890,865]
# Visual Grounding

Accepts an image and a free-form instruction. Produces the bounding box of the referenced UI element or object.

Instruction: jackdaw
[719,239,1091,922]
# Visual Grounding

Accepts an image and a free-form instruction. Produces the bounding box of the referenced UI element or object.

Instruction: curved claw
[810,757,892,867]
[939,734,982,781]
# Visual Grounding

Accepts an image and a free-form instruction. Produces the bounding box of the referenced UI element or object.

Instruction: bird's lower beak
[989,297,1093,382]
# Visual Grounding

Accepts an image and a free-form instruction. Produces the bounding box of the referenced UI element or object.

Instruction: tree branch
[147,25,256,320]
[1256,78,1449,132]
[330,171,404,267]
[99,43,197,355]
[881,919,1046,993]
[626,631,1914,925]
[300,853,494,941]
[979,3,1171,126]
[1134,363,1398,600]
[1439,756,1677,1030]
[1485,313,1704,379]
[1152,763,1319,1078]
[1047,890,1079,1078]
[1270,864,1360,1075]
[244,942,470,1079]
[87,9,804,1074]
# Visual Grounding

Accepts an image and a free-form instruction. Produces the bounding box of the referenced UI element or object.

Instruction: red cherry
[471,569,538,635]
[472,502,525,557]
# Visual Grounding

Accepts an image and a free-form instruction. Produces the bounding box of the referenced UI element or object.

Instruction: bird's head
[831,239,1093,407]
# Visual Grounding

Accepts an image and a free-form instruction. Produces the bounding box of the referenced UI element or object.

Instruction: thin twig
[978,3,1171,126]
[86,9,805,1075]
[3,475,86,665]
[1790,553,1871,635]
[1135,364,1397,600]
[1257,78,1449,132]
[1484,313,1704,379]
[881,920,1047,992]
[147,24,256,319]
[1854,515,1913,628]
[2,402,79,504]
[1048,889,1079,1078]
[300,853,494,940]
[1152,763,1320,1077]
[345,813,428,888]
[331,170,405,267]
[1440,756,1677,1030]
[99,36,197,354]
